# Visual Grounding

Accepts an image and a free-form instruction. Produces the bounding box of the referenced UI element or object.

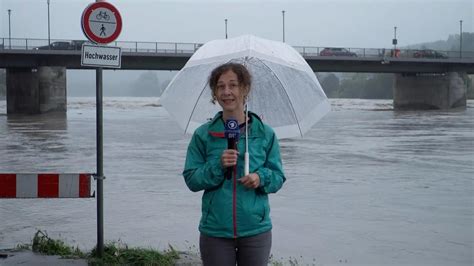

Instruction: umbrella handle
[244,152,249,176]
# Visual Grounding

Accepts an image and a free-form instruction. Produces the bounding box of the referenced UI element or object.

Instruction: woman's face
[215,70,247,114]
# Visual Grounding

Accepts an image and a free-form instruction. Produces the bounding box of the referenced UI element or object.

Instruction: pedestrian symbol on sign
[100,24,106,36]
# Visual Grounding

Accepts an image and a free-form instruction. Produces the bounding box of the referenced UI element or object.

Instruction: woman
[183,62,286,266]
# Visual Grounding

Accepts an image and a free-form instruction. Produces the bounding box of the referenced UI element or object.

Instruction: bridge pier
[393,72,467,110]
[7,67,67,114]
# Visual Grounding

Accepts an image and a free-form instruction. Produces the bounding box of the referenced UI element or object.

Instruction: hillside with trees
[318,32,473,99]
[405,33,474,52]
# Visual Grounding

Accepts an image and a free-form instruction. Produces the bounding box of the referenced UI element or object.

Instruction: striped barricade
[0,173,93,198]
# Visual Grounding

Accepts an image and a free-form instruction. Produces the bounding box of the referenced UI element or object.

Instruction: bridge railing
[111,40,202,54]
[0,38,202,54]
[0,37,76,50]
[294,46,474,59]
[1,37,473,59]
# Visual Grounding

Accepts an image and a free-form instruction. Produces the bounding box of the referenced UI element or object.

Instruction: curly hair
[209,62,252,104]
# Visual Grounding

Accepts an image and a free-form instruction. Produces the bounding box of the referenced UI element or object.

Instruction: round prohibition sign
[81,2,122,44]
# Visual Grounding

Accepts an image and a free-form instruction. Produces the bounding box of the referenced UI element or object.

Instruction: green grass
[22,230,179,265]
[32,230,85,259]
[88,242,178,266]
[20,230,311,265]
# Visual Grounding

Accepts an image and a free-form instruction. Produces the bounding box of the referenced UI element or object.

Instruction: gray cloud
[1,0,472,48]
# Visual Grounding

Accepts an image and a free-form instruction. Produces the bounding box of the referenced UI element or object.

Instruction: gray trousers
[200,230,272,266]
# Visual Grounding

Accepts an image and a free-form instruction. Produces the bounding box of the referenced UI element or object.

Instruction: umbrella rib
[255,58,303,137]
[185,80,211,133]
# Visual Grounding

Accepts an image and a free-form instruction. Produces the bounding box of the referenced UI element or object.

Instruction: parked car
[34,40,89,50]
[413,49,447,59]
[34,41,72,50]
[320,47,357,57]
[70,40,90,50]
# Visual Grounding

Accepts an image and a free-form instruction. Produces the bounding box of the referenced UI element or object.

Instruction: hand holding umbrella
[239,173,260,189]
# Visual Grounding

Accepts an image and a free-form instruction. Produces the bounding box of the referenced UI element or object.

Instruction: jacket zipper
[233,163,237,238]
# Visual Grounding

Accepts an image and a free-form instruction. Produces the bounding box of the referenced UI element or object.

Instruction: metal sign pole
[96,67,104,258]
[81,0,122,259]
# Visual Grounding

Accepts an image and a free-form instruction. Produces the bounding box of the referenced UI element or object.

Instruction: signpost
[81,1,122,258]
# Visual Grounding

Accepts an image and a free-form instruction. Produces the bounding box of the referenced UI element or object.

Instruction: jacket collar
[208,111,264,138]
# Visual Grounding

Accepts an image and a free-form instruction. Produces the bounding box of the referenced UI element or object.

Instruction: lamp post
[393,26,397,50]
[8,9,11,49]
[47,0,51,46]
[225,18,228,39]
[282,10,286,43]
[459,20,463,58]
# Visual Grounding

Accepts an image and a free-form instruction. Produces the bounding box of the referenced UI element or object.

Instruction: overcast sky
[1,0,472,49]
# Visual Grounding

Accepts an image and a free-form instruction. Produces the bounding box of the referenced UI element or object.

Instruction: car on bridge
[34,41,71,50]
[34,40,89,50]
[413,49,448,59]
[319,47,357,57]
[70,40,89,50]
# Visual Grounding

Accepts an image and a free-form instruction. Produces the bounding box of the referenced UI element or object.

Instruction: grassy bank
[16,230,179,265]
[10,230,303,265]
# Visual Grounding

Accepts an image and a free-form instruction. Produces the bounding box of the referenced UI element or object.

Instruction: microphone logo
[227,120,238,130]
[224,118,240,180]
[224,118,240,139]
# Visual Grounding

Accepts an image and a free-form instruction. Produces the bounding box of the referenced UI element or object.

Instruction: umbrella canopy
[161,34,330,139]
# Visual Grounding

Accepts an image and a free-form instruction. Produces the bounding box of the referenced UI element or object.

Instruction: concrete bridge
[1,38,474,114]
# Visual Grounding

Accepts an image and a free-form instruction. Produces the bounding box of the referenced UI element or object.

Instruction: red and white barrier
[0,173,92,198]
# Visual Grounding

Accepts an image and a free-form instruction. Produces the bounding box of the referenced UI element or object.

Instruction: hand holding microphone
[221,149,239,168]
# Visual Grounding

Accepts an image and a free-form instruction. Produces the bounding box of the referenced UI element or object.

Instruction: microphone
[224,118,240,179]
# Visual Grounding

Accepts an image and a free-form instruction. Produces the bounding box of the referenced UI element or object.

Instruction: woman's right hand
[221,149,239,168]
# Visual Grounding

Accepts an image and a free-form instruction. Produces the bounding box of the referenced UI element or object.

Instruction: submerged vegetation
[17,230,179,265]
[88,243,179,265]
[32,230,85,258]
[12,230,309,265]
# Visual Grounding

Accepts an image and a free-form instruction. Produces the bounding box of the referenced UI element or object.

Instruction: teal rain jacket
[183,111,286,238]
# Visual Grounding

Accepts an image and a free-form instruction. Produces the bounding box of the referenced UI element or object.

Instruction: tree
[360,74,394,99]
[319,73,340,98]
[130,71,161,97]
[338,73,367,98]
[334,73,394,99]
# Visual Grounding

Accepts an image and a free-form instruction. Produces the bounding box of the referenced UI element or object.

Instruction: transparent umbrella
[161,34,331,140]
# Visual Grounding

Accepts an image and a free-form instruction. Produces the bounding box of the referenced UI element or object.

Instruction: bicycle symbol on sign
[96,11,110,21]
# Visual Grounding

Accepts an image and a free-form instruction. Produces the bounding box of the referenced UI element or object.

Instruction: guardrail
[292,46,474,59]
[0,38,201,54]
[1,37,473,59]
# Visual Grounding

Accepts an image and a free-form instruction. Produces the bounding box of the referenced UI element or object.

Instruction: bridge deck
[1,38,473,73]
